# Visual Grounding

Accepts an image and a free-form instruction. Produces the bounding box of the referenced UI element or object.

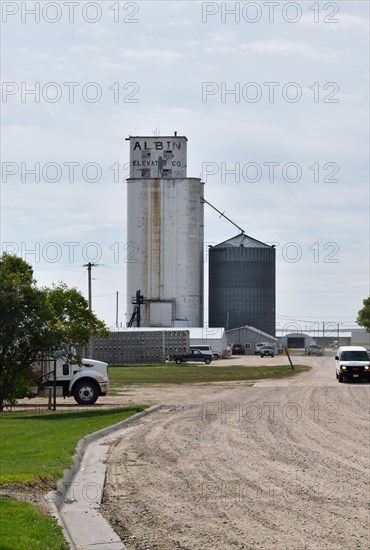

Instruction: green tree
[0,254,109,409]
[357,296,370,332]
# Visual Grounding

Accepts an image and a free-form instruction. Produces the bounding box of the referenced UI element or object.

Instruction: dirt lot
[100,356,370,550]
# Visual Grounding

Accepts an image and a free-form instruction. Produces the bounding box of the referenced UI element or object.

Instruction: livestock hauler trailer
[35,354,109,405]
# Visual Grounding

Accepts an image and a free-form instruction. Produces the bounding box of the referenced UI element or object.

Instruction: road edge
[46,404,162,549]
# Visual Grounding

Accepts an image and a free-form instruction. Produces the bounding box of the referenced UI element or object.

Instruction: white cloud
[205,38,339,61]
[119,48,188,62]
[301,12,369,32]
[206,31,237,44]
[239,39,337,61]
[1,1,368,327]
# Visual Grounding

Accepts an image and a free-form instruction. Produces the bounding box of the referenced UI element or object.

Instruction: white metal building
[351,328,370,348]
[126,134,204,327]
[279,332,316,349]
[189,327,227,359]
[226,325,278,355]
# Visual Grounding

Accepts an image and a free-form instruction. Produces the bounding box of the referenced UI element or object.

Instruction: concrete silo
[208,233,275,335]
[126,134,204,327]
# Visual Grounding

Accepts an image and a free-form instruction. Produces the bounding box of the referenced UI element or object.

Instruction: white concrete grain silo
[126,134,204,327]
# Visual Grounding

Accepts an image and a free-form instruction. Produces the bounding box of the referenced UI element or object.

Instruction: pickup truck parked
[254,342,270,355]
[190,345,214,359]
[171,349,212,365]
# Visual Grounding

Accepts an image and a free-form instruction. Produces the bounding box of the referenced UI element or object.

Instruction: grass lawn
[0,497,68,550]
[0,406,146,485]
[109,363,310,388]
[0,406,145,549]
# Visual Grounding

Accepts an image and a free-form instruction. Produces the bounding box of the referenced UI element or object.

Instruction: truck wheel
[73,380,99,405]
[204,358,211,365]
[336,371,339,379]
[338,373,344,383]
[175,358,182,365]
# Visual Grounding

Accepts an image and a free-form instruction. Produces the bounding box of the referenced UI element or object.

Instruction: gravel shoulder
[101,357,370,549]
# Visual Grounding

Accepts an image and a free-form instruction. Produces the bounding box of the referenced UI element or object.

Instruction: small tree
[357,296,370,333]
[0,254,108,409]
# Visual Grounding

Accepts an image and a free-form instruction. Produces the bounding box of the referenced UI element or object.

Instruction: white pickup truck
[254,342,270,355]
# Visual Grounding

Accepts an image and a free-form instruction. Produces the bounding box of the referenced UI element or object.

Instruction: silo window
[142,169,151,177]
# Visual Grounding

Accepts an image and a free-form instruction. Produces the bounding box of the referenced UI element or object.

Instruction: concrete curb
[46,404,162,549]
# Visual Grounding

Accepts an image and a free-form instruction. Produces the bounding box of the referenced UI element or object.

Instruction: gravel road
[101,356,370,550]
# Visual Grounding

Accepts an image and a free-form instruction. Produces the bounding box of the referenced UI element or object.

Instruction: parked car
[260,345,275,358]
[307,344,323,356]
[232,343,245,355]
[254,342,269,355]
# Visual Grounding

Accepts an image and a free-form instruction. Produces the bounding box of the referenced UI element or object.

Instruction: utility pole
[322,321,325,349]
[116,291,119,328]
[83,262,97,311]
[83,262,98,357]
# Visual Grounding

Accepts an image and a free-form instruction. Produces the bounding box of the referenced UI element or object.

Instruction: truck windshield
[340,351,369,361]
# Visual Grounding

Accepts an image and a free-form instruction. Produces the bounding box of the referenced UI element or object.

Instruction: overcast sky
[1,0,369,336]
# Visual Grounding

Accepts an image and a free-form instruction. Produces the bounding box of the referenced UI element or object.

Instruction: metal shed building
[226,325,278,355]
[279,332,316,349]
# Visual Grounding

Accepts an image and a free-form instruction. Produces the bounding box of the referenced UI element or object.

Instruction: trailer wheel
[73,380,99,405]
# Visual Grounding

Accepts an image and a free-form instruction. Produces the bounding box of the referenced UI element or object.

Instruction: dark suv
[232,344,245,355]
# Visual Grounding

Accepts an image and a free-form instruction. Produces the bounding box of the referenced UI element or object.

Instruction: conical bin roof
[212,233,271,249]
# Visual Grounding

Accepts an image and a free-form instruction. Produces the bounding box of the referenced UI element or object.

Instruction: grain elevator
[126,134,204,327]
[208,233,276,335]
